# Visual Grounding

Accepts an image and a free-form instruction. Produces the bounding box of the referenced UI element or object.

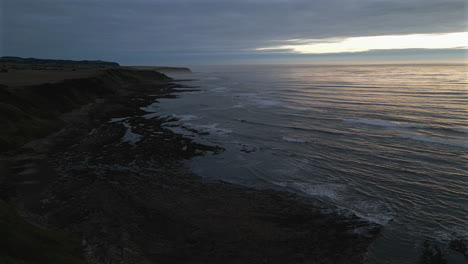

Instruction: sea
[151,64,467,263]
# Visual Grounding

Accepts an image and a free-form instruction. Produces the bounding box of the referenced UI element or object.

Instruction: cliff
[0,68,170,152]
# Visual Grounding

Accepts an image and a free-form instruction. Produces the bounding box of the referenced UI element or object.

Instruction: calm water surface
[153,64,467,263]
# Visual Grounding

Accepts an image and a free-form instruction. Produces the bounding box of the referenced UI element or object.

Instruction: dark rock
[450,239,468,259]
[419,240,447,264]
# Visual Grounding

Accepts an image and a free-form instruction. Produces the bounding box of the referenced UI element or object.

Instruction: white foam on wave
[282,136,307,143]
[272,181,394,225]
[232,103,244,108]
[140,103,158,113]
[235,93,281,108]
[212,87,228,92]
[255,99,281,107]
[287,106,309,112]
[350,200,395,225]
[273,181,345,200]
[185,123,232,135]
[344,119,420,128]
[203,77,220,81]
[432,225,468,242]
[402,133,467,149]
[172,114,201,121]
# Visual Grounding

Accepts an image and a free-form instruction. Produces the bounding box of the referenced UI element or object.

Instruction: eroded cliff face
[0,68,171,152]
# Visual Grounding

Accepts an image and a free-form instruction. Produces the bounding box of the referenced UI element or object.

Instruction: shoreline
[1,67,380,263]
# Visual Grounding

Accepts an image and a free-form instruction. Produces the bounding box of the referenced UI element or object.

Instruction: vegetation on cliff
[0,200,87,264]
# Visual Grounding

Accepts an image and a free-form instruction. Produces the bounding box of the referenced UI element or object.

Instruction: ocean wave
[234,92,281,108]
[432,225,468,242]
[235,92,258,98]
[455,128,468,134]
[255,99,281,107]
[232,103,244,108]
[272,181,345,200]
[344,119,468,136]
[272,181,394,225]
[185,123,232,135]
[235,118,343,136]
[172,114,201,121]
[140,103,158,113]
[203,77,221,81]
[282,136,307,143]
[427,126,468,136]
[212,87,228,92]
[401,134,467,149]
[350,202,395,225]
[344,119,421,128]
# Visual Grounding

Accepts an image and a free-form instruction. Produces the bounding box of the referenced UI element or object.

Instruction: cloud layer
[2,0,467,64]
[257,32,468,54]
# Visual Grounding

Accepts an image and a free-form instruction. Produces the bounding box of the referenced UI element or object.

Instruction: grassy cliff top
[0,68,104,87]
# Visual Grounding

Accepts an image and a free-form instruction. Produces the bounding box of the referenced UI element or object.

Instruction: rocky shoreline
[1,68,380,263]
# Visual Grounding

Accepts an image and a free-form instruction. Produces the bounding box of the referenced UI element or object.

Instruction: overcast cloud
[1,0,466,64]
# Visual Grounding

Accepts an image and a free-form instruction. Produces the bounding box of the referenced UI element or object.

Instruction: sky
[1,0,467,65]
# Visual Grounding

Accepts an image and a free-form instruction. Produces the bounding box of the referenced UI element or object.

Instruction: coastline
[1,66,380,263]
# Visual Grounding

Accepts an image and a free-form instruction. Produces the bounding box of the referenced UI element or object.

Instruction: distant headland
[0,56,192,74]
